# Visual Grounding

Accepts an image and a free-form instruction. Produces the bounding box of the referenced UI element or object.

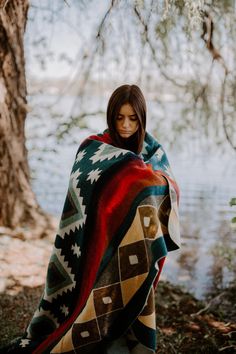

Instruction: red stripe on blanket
[154,257,166,289]
[34,158,168,353]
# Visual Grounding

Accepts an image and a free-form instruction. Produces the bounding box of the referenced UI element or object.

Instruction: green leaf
[231,217,236,224]
[229,198,236,206]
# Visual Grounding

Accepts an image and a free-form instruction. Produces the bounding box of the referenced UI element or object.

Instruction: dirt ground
[0,233,235,353]
[155,281,236,353]
[0,281,235,353]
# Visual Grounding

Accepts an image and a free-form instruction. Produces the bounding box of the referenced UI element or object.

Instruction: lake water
[26,93,236,300]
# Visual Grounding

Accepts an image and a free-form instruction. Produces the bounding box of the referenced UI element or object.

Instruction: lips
[119,130,132,134]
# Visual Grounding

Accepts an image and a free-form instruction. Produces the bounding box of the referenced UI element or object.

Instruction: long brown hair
[106,84,146,154]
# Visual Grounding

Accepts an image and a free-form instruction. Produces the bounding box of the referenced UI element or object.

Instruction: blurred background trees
[26,0,235,153]
[0,0,235,297]
[0,0,55,237]
[0,3,235,351]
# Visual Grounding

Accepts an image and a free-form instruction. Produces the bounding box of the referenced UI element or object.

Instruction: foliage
[211,242,236,273]
[230,197,236,228]
[25,0,236,157]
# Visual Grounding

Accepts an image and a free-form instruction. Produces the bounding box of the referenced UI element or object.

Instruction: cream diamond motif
[143,216,151,227]
[20,339,30,348]
[129,255,139,265]
[72,244,81,257]
[75,150,86,163]
[102,296,112,304]
[44,247,76,302]
[87,168,102,183]
[60,304,69,316]
[81,331,90,338]
[90,143,127,164]
[58,180,87,238]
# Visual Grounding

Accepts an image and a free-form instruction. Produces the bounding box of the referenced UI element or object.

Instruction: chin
[118,131,135,138]
[120,134,132,138]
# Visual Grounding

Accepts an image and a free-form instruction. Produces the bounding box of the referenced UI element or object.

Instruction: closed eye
[116,115,138,121]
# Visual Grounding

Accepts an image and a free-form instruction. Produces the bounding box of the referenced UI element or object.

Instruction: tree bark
[0,0,56,239]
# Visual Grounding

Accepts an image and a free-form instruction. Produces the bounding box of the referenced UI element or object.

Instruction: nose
[122,117,130,128]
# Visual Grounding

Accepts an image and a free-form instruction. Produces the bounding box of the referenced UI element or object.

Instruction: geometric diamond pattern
[49,202,160,351]
[21,130,180,354]
[97,310,121,337]
[138,205,160,239]
[47,162,178,353]
[90,143,128,164]
[119,240,149,281]
[26,308,59,339]
[44,247,76,302]
[93,283,123,316]
[72,319,101,347]
[58,169,86,238]
[47,258,70,294]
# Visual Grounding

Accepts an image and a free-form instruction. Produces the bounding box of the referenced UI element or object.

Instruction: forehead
[119,103,136,115]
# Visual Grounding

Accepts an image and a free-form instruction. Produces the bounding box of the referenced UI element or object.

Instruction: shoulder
[141,131,162,160]
[144,131,161,148]
[81,130,112,146]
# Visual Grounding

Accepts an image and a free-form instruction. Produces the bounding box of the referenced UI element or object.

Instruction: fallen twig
[219,345,236,352]
[191,292,226,317]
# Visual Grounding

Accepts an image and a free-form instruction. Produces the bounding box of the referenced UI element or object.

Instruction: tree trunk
[0,0,56,239]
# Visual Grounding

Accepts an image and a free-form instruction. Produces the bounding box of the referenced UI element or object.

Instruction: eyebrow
[118,113,137,117]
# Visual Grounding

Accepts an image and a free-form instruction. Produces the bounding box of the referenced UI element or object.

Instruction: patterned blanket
[13,130,180,353]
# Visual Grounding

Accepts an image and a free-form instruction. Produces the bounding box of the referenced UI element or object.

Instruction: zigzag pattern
[19,131,180,354]
[90,143,128,164]
[44,246,76,302]
[58,169,87,238]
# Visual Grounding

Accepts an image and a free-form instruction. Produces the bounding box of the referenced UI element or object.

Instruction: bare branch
[221,71,236,151]
[63,0,70,7]
[133,5,186,88]
[201,11,229,75]
[96,0,117,39]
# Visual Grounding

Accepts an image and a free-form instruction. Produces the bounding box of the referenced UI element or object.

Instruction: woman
[3,84,180,353]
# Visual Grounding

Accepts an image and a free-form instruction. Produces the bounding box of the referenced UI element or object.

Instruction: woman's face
[115,103,139,138]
